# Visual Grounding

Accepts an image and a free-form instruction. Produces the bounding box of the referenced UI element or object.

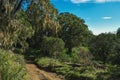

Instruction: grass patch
[35,57,120,80]
[0,49,29,80]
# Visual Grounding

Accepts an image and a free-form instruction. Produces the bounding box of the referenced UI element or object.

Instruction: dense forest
[0,0,120,80]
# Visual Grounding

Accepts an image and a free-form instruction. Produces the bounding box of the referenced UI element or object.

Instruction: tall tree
[26,0,60,49]
[41,36,65,57]
[89,33,118,64]
[117,27,120,37]
[0,0,23,17]
[58,12,91,53]
[0,0,34,52]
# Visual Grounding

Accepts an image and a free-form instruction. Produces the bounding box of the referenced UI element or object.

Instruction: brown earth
[25,62,65,80]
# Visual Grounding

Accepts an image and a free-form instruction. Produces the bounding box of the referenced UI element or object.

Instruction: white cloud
[70,0,120,3]
[71,0,90,3]
[102,16,112,20]
[96,0,120,3]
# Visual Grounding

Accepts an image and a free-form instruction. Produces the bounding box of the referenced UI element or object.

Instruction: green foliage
[0,49,29,80]
[56,49,71,62]
[0,0,23,17]
[36,57,64,68]
[0,2,34,52]
[117,27,120,37]
[108,65,120,80]
[0,15,34,52]
[41,36,65,57]
[54,66,71,75]
[71,47,93,65]
[96,65,120,80]
[35,57,108,80]
[1,0,120,80]
[26,0,61,49]
[66,71,95,80]
[58,12,91,53]
[107,39,120,65]
[89,33,119,64]
[13,12,34,53]
[0,0,23,49]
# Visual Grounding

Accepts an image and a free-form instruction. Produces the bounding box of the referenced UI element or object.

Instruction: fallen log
[64,62,83,67]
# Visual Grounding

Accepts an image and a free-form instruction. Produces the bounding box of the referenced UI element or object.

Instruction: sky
[50,0,120,35]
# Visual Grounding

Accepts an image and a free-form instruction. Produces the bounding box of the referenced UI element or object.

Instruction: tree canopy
[0,0,120,80]
[26,0,61,49]
[58,12,92,53]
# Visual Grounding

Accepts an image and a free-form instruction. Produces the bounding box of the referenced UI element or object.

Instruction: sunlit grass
[0,49,29,80]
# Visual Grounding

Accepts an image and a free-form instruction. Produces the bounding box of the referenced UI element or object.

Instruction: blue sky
[50,0,120,35]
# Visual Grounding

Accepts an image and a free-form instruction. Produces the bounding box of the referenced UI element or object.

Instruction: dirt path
[25,62,65,80]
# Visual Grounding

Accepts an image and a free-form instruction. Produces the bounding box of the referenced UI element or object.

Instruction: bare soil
[25,61,65,80]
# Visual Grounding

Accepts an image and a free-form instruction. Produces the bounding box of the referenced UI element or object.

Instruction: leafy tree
[117,27,120,37]
[89,33,117,64]
[13,12,34,53]
[0,0,34,52]
[26,0,61,49]
[107,36,120,65]
[41,36,65,58]
[0,0,23,17]
[58,12,91,54]
[72,47,93,65]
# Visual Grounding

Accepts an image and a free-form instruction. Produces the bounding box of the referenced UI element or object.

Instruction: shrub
[71,47,93,65]
[41,36,65,57]
[56,49,71,62]
[54,66,71,75]
[36,57,63,68]
[66,71,95,80]
[0,49,29,80]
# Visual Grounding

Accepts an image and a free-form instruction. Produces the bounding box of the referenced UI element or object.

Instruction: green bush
[41,36,65,57]
[36,57,116,80]
[71,47,93,65]
[97,65,120,80]
[56,49,71,62]
[0,49,29,80]
[66,70,95,80]
[36,57,64,68]
[36,57,72,75]
[54,66,71,75]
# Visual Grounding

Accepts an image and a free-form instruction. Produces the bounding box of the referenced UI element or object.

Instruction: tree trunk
[67,47,72,54]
